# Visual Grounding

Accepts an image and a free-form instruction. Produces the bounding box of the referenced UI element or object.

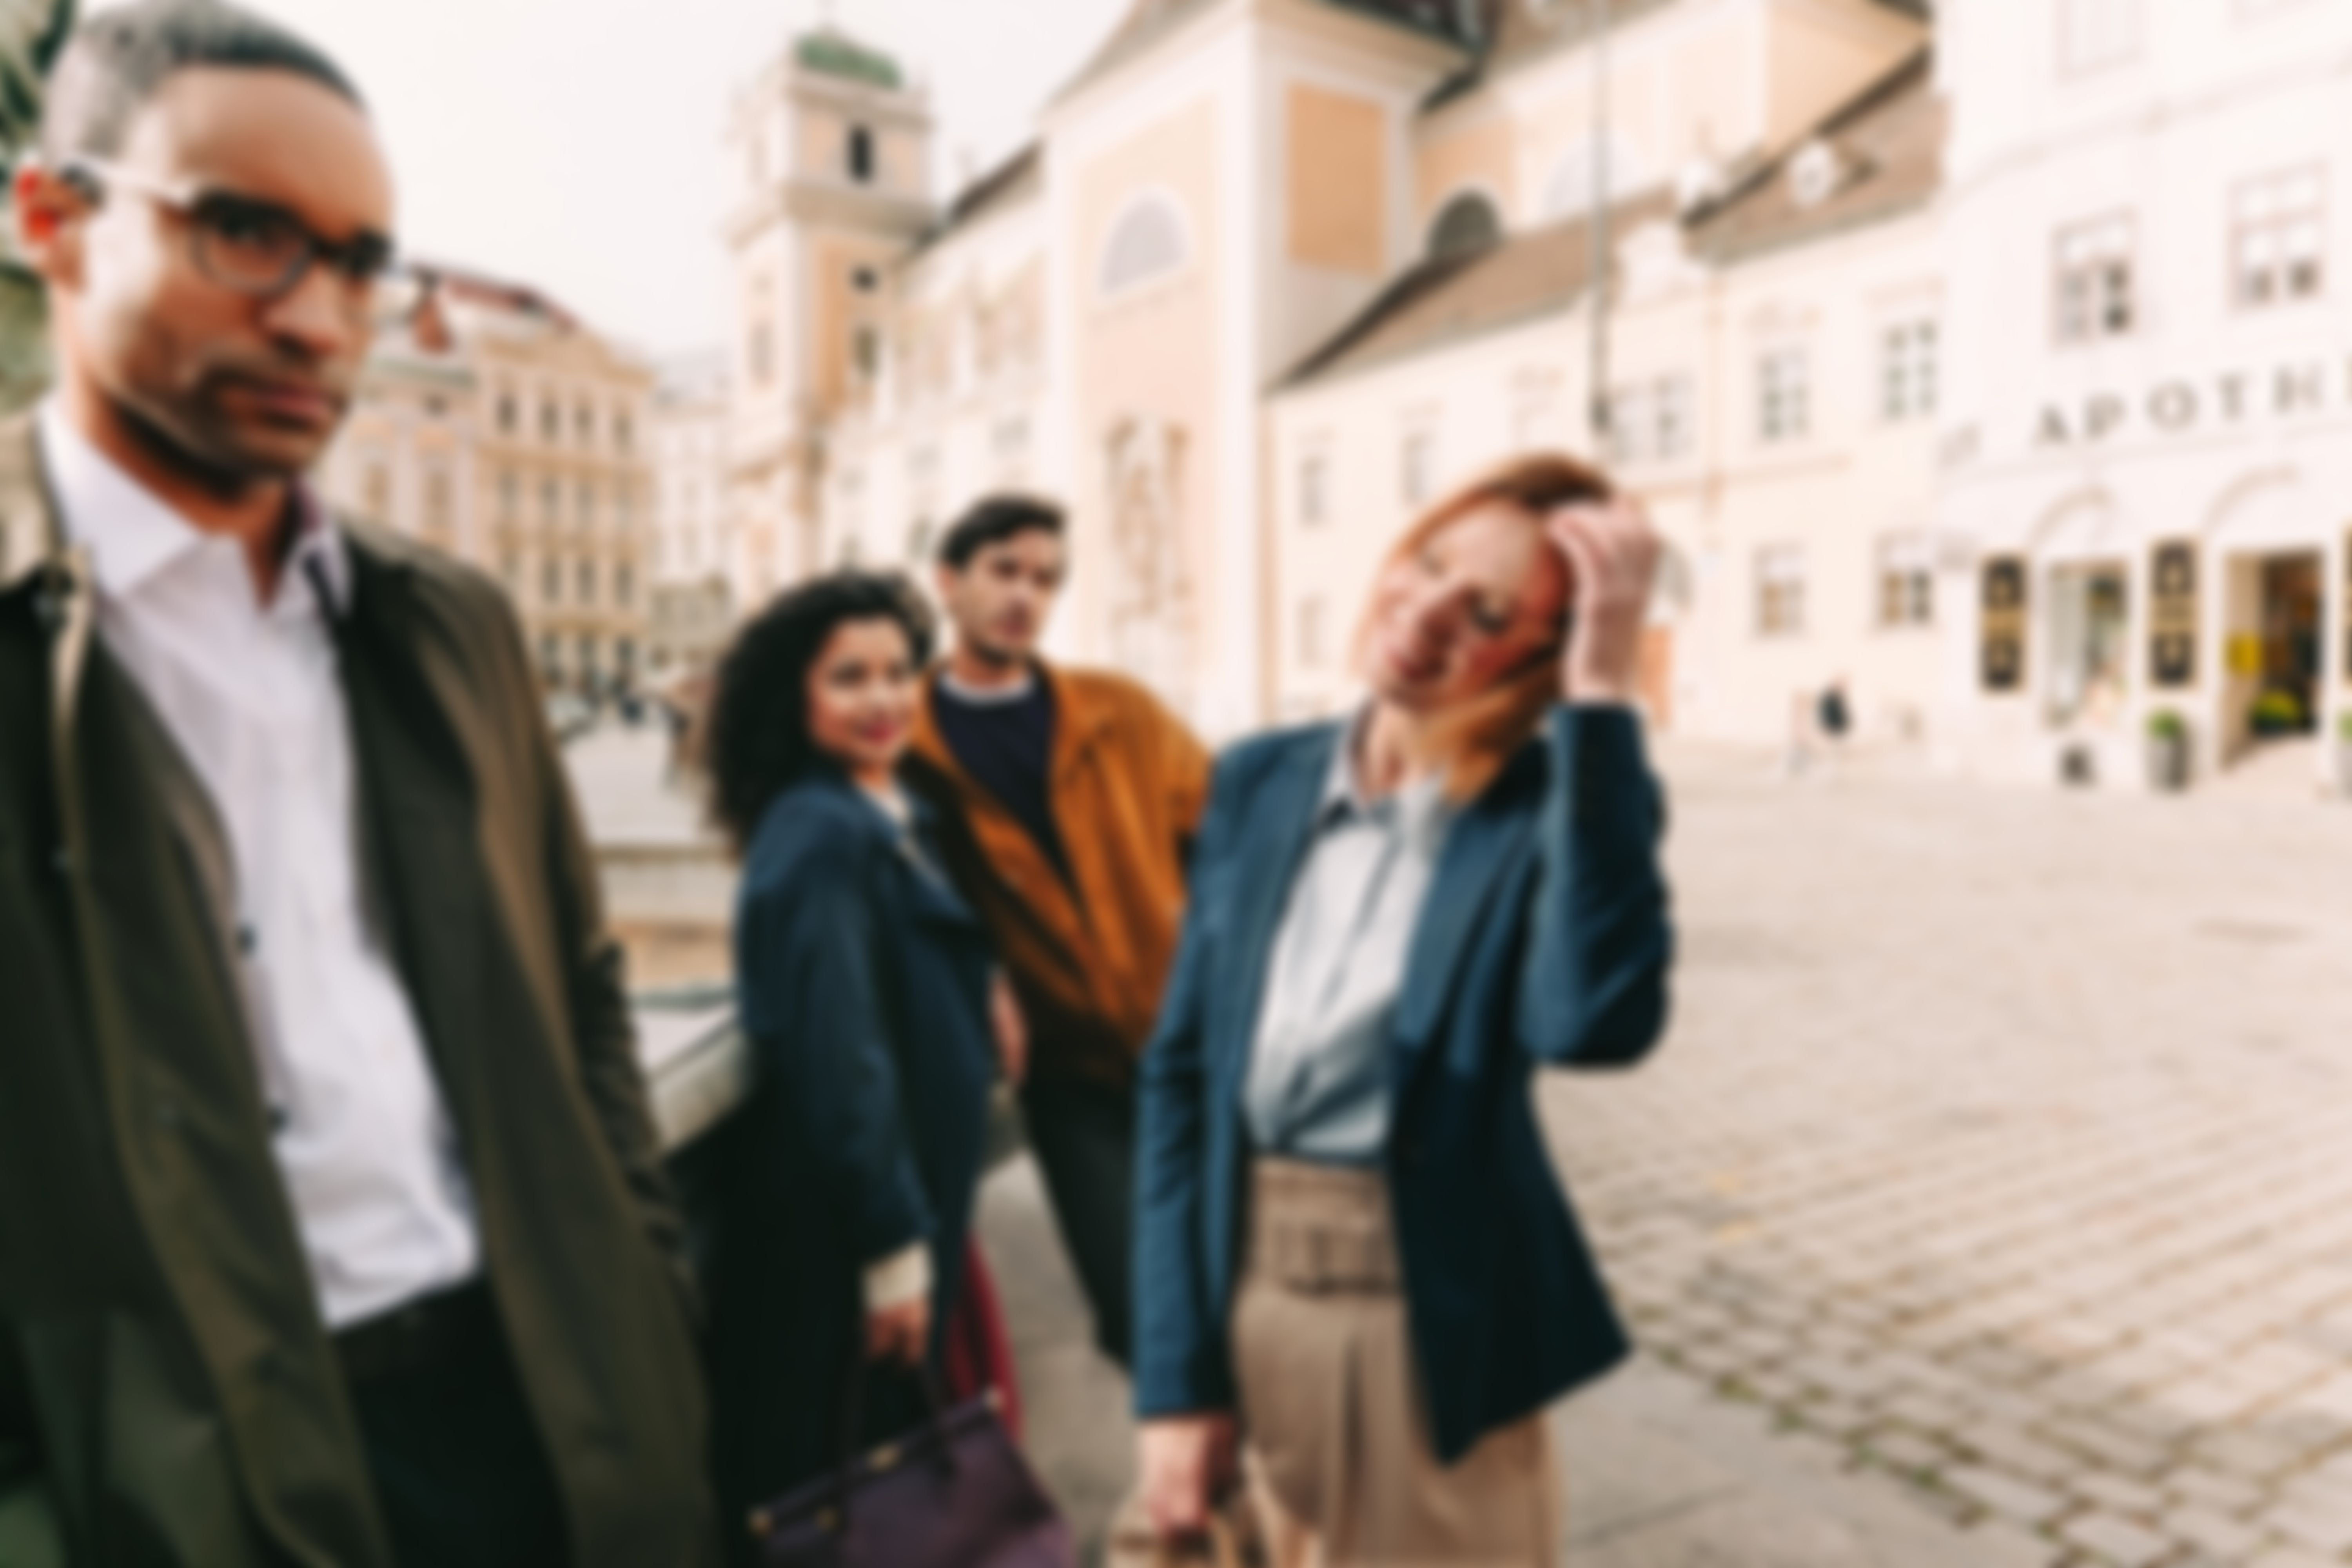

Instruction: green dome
[796,28,904,90]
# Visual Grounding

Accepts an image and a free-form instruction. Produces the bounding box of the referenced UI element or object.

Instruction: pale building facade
[647,353,738,681]
[325,272,657,696]
[724,0,1933,740]
[1267,40,1942,744]
[1936,0,2352,791]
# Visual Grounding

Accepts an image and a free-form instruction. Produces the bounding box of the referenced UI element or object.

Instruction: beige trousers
[1229,1160,1563,1568]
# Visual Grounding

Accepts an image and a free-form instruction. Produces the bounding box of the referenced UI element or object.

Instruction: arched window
[847,124,876,184]
[1426,191,1502,261]
[1543,136,1646,220]
[1099,192,1191,298]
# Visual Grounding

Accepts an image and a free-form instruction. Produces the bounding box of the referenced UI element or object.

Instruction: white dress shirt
[40,403,481,1330]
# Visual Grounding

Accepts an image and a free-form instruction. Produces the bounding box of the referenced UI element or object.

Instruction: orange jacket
[908,663,1211,1087]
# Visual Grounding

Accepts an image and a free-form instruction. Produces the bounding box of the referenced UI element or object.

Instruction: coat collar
[1212,725,1339,1057]
[1391,740,1546,1047]
[0,411,62,594]
[910,656,1118,779]
[907,656,1102,953]
[33,399,352,616]
[1217,719,1548,1060]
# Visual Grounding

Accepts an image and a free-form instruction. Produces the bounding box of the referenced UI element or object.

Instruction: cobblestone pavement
[1541,744,2352,1567]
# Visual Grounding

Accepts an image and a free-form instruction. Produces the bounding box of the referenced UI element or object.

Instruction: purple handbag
[749,1368,1076,1568]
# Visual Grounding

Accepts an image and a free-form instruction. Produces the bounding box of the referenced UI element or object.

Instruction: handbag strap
[833,1354,956,1484]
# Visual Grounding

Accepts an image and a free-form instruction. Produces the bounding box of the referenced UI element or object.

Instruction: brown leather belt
[333,1279,498,1385]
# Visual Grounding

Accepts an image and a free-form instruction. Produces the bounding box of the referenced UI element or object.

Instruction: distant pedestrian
[1817,677,1852,777]
[1131,454,1675,1566]
[0,5,718,1565]
[905,495,1210,1372]
[699,571,1024,1549]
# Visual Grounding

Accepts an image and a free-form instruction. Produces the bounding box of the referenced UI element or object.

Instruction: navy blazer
[706,772,998,1514]
[1132,706,1673,1464]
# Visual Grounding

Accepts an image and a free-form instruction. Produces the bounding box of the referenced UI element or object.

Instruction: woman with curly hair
[698,570,1014,1546]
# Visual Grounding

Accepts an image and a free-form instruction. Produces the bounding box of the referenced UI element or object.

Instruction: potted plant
[2146,709,2190,793]
[2250,688,2305,739]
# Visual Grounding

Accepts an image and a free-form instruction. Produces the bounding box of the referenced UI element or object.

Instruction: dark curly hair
[702,570,936,853]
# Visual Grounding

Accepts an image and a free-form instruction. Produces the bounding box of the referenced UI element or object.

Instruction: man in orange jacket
[908,496,1210,1369]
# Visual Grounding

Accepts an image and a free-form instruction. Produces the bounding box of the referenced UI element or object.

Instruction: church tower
[723,24,934,594]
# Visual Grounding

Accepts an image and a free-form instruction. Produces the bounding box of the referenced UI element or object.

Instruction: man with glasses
[0,5,718,1566]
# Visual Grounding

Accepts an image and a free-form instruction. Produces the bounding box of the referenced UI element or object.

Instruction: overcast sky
[88,0,1129,359]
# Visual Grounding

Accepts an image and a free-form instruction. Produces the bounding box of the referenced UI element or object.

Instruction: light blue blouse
[1241,723,1457,1164]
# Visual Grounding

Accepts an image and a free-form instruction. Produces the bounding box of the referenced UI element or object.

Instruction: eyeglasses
[60,158,398,303]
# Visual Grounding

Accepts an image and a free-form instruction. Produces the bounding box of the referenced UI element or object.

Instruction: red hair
[1351,451,1613,799]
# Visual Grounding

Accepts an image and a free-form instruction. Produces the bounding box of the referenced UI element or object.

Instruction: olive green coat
[0,415,720,1568]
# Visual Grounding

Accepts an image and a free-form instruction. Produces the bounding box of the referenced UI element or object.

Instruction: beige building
[325,271,657,697]
[647,352,738,681]
[725,0,1934,740]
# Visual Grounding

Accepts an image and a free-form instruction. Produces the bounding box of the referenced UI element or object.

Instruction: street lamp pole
[1586,0,1613,454]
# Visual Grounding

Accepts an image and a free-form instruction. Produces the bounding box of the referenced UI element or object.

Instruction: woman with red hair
[1130,455,1675,1564]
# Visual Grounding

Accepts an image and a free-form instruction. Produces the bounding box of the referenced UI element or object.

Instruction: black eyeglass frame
[58,157,402,303]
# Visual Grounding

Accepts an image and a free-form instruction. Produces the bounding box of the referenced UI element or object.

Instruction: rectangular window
[748,321,774,388]
[1296,596,1328,670]
[2054,215,2136,344]
[499,470,519,523]
[1608,387,1646,466]
[1757,544,1807,637]
[2233,167,2326,309]
[1877,534,1935,628]
[1758,349,1811,444]
[577,480,597,530]
[2061,0,2141,74]
[1881,321,1940,421]
[540,477,561,527]
[577,561,597,606]
[1653,376,1693,461]
[1299,453,1328,526]
[1611,376,1695,466]
[1511,392,1557,449]
[1401,430,1435,507]
[543,559,561,605]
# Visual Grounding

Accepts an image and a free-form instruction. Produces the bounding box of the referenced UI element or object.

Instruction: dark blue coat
[706,773,998,1528]
[1132,707,1672,1464]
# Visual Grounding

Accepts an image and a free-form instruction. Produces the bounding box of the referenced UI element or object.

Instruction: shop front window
[2047,564,2131,727]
